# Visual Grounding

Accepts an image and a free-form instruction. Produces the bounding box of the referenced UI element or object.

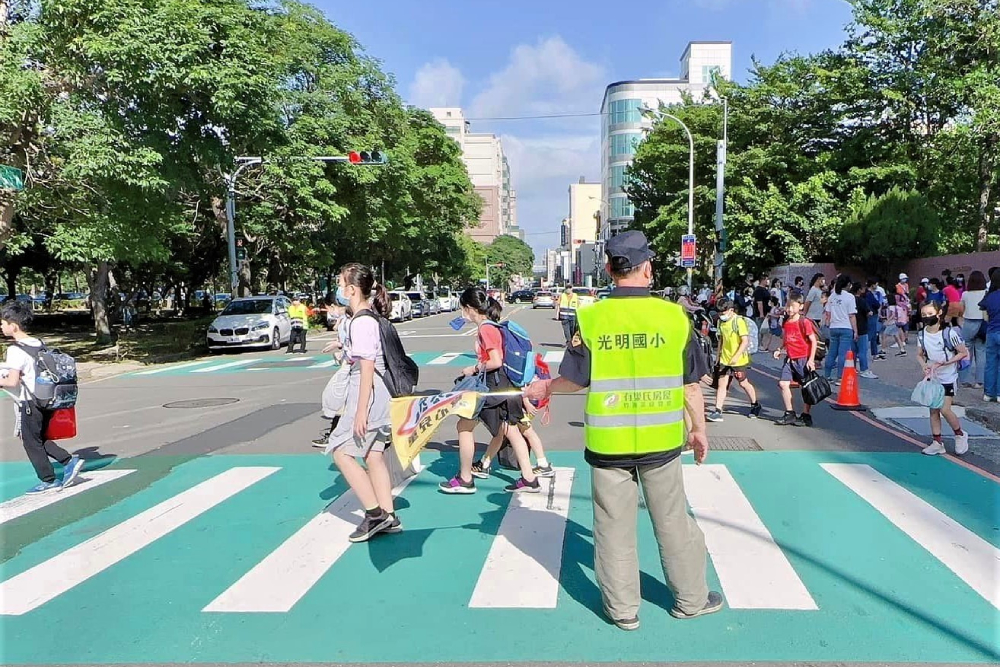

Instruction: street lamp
[640,104,695,290]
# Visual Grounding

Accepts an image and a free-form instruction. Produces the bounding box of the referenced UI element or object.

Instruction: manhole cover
[708,436,762,452]
[163,398,240,409]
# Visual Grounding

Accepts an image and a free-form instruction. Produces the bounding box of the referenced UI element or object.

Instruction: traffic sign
[0,165,24,191]
[681,234,696,268]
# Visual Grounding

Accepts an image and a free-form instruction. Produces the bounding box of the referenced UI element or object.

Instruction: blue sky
[316,0,856,256]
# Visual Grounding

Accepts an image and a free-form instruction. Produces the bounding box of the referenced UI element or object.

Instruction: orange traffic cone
[831,350,867,411]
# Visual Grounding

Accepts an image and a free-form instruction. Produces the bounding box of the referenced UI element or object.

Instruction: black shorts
[479,370,525,436]
[941,382,956,398]
[780,358,810,383]
[720,364,752,382]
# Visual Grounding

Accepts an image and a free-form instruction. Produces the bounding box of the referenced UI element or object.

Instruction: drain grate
[163,398,240,409]
[708,436,763,451]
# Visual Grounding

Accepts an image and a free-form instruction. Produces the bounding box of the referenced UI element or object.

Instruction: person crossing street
[525,230,723,632]
[287,295,309,353]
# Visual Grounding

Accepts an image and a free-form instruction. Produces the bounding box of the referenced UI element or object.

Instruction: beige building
[565,179,602,283]
[430,107,516,244]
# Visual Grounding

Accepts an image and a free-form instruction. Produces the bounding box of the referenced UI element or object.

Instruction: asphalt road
[0,304,996,666]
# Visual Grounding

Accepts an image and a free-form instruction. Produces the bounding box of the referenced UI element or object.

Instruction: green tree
[838,187,942,273]
[486,235,534,289]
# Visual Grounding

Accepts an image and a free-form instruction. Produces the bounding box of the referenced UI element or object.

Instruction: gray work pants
[591,456,709,620]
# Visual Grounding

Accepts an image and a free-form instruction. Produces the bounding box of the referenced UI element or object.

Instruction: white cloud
[407,59,465,108]
[469,36,605,119]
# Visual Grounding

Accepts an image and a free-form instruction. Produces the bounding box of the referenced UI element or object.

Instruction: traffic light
[235,237,247,262]
[347,150,387,165]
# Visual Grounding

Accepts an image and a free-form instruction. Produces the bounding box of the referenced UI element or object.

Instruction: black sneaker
[470,460,490,479]
[794,413,813,428]
[775,411,797,426]
[749,403,762,419]
[706,409,724,422]
[383,513,402,533]
[504,477,542,493]
[348,512,393,543]
[311,436,328,447]
[439,476,476,494]
[608,614,640,631]
[532,464,555,478]
[670,590,724,619]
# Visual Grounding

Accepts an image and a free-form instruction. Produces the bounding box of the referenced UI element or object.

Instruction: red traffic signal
[348,151,362,164]
[347,150,386,165]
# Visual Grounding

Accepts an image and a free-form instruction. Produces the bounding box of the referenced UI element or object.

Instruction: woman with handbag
[958,270,987,388]
[439,287,541,495]
[773,293,822,427]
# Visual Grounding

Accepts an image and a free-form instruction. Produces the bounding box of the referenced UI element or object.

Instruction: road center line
[822,463,1000,609]
[0,467,279,616]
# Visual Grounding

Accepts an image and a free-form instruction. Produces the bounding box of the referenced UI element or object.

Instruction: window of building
[610,132,642,156]
[701,65,722,82]
[609,165,632,194]
[610,196,634,219]
[608,98,643,125]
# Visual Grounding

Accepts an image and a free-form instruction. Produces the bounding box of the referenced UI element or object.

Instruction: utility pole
[714,97,728,287]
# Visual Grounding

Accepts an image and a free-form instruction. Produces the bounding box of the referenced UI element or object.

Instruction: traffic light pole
[223,153,385,297]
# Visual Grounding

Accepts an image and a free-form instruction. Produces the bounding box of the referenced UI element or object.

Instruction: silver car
[207,296,292,351]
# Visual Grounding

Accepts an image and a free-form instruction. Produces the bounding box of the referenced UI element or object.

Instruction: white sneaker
[922,441,946,456]
[890,343,899,349]
[954,432,969,456]
[984,395,996,402]
[859,370,878,379]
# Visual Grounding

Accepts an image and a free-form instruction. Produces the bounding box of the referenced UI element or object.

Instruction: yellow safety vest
[289,303,308,325]
[559,292,579,317]
[576,297,688,456]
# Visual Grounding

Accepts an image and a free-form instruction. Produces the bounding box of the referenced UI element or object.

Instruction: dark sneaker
[470,460,491,479]
[670,590,724,619]
[797,413,813,428]
[504,477,542,493]
[311,437,328,448]
[706,409,724,422]
[26,480,61,495]
[439,476,476,494]
[383,513,402,533]
[749,403,762,419]
[348,512,393,542]
[60,456,84,488]
[606,613,640,631]
[775,411,797,426]
[532,464,555,478]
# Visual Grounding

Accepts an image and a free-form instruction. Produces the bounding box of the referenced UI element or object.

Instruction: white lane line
[134,361,213,375]
[469,468,575,608]
[822,463,1000,609]
[0,466,279,616]
[428,353,462,365]
[683,464,818,610]
[0,470,136,526]
[269,355,314,363]
[190,359,259,374]
[308,359,340,369]
[543,351,565,364]
[203,464,422,613]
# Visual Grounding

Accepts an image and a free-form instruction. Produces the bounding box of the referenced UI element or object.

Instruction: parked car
[206,296,292,352]
[423,292,442,315]
[510,290,534,304]
[388,291,413,322]
[406,291,435,317]
[532,291,556,309]
[436,288,459,312]
[573,287,597,309]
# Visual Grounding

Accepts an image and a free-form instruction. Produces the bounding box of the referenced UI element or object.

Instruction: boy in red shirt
[772,293,819,427]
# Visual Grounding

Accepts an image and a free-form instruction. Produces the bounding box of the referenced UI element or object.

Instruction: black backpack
[352,309,419,397]
[14,341,79,410]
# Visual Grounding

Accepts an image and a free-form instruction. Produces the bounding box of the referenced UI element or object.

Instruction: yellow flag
[390,391,480,470]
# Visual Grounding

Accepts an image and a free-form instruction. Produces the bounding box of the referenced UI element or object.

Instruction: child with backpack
[325,263,404,542]
[772,293,819,427]
[441,287,541,495]
[0,300,84,494]
[707,298,762,421]
[312,302,351,448]
[916,300,969,456]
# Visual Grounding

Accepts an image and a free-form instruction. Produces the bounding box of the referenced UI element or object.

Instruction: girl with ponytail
[439,287,543,494]
[324,262,399,542]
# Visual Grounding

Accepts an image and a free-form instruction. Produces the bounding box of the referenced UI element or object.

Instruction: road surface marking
[822,463,1000,609]
[683,464,818,610]
[203,466,422,613]
[134,361,212,375]
[429,353,462,365]
[543,351,565,364]
[0,470,135,526]
[469,467,575,608]
[267,355,314,363]
[0,467,279,616]
[191,359,259,373]
[308,359,340,369]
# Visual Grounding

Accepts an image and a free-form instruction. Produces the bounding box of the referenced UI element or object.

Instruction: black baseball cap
[605,230,655,270]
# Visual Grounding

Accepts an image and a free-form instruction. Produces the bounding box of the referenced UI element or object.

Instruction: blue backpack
[483,320,536,387]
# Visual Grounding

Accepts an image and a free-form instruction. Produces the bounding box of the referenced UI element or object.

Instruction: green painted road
[1,450,997,664]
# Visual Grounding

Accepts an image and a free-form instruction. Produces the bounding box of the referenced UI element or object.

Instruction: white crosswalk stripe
[308,359,340,369]
[134,361,211,375]
[191,359,259,373]
[543,351,565,364]
[0,467,278,616]
[469,468,575,608]
[0,470,135,526]
[428,353,462,365]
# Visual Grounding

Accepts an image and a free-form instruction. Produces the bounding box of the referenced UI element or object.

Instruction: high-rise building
[430,107,515,244]
[599,41,731,240]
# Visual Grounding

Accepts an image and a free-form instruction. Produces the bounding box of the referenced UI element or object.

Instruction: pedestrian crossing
[0,451,996,664]
[127,350,567,378]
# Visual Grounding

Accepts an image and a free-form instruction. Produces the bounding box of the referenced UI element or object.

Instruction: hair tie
[372,280,379,288]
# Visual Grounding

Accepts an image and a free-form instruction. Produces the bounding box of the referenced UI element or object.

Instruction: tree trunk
[5,264,18,297]
[976,136,996,251]
[238,263,252,297]
[90,261,113,344]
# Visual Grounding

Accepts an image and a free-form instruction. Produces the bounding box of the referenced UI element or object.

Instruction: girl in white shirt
[957,270,987,387]
[916,300,969,456]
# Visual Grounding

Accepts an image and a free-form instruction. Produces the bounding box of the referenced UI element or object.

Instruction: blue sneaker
[26,481,61,494]
[60,456,84,489]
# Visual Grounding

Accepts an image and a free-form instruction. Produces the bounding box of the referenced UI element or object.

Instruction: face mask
[449,315,467,331]
[921,315,939,327]
[719,313,733,322]
[335,286,351,307]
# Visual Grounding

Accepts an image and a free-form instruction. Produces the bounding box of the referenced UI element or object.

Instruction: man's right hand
[689,429,709,464]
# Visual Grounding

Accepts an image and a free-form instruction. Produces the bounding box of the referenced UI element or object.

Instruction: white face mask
[719,313,734,322]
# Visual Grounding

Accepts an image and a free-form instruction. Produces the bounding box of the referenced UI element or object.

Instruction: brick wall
[769,251,1000,287]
